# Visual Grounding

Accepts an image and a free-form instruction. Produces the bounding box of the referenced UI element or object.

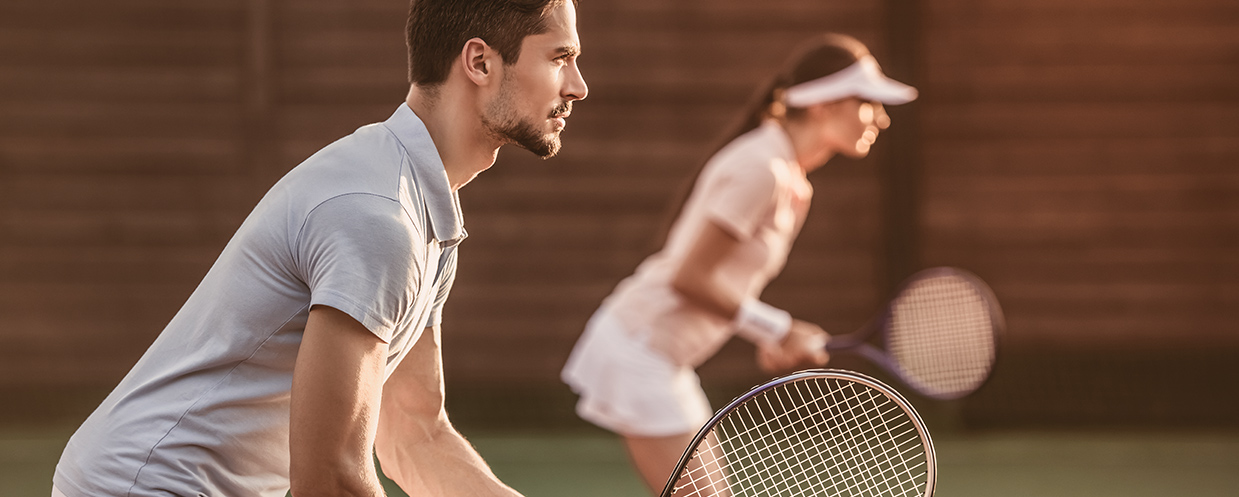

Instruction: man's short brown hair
[406,0,571,86]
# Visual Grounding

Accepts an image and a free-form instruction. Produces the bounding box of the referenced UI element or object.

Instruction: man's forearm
[375,414,522,497]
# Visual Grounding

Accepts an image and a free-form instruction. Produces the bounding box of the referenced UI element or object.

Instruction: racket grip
[824,332,867,350]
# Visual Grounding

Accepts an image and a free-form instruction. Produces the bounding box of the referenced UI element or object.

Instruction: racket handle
[824,332,868,350]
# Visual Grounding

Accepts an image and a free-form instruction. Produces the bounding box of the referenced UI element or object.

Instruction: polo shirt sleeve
[700,159,779,241]
[295,194,421,343]
[425,247,458,328]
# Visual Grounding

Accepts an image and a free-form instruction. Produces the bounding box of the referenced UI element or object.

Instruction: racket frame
[825,266,1005,400]
[659,368,937,497]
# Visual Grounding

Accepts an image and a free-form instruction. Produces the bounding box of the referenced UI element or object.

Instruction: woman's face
[819,98,890,159]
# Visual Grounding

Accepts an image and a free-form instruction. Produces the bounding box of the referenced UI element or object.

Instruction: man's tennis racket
[824,266,1003,400]
[661,369,935,497]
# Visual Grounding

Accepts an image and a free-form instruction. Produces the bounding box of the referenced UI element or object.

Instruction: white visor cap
[783,55,918,107]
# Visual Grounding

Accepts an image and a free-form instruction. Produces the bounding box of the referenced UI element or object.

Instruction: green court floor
[5,427,1237,496]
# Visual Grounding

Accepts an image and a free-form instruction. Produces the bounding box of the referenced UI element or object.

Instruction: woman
[562,33,918,493]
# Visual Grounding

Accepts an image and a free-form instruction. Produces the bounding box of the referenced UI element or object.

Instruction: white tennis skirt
[561,310,713,437]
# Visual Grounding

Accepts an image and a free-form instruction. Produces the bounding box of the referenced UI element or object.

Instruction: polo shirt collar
[382,103,467,246]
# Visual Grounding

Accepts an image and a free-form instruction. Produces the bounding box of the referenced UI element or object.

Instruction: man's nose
[564,62,588,101]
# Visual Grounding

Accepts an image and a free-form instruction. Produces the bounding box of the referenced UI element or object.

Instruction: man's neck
[405,84,501,192]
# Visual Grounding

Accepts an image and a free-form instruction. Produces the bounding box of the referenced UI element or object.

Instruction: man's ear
[460,37,497,86]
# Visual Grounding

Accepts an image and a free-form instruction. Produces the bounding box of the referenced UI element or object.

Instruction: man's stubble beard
[481,74,568,159]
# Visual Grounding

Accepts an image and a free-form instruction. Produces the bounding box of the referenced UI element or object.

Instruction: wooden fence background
[1,0,1236,428]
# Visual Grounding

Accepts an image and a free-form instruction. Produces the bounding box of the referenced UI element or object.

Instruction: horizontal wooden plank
[924,172,1239,202]
[0,136,244,173]
[924,137,1239,175]
[924,63,1239,102]
[579,0,879,15]
[0,210,245,246]
[0,246,216,284]
[1004,314,1239,346]
[925,17,1237,68]
[276,67,411,104]
[0,29,243,66]
[923,248,1239,280]
[0,175,252,212]
[0,1,245,31]
[925,0,1239,23]
[0,355,139,388]
[921,208,1239,245]
[0,102,244,138]
[0,282,193,320]
[933,0,1238,13]
[0,67,242,102]
[277,34,405,68]
[922,102,1239,139]
[277,5,406,32]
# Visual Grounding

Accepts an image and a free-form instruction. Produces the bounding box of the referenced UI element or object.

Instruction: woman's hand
[756,320,831,373]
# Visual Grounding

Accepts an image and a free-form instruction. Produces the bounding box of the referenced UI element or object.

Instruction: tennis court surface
[4,425,1236,497]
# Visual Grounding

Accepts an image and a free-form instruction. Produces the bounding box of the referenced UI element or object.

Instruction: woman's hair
[650,34,873,249]
[718,33,872,148]
[405,0,573,86]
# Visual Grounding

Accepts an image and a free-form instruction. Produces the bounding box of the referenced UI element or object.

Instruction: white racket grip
[734,298,792,348]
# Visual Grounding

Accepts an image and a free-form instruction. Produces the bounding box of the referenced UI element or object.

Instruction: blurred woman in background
[562,33,918,494]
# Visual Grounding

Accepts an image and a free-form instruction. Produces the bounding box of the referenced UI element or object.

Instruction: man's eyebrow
[554,45,581,57]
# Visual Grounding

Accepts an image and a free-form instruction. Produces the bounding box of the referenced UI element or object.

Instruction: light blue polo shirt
[54,104,466,497]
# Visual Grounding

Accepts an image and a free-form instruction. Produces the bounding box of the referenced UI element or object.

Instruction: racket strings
[678,386,891,496]
[715,385,904,494]
[725,381,924,497]
[799,383,925,497]
[887,274,997,397]
[672,377,929,497]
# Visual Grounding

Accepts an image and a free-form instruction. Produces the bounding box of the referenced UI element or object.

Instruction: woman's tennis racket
[661,369,935,497]
[825,267,1003,400]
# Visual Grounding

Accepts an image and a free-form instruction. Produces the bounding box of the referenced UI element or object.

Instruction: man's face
[481,1,588,158]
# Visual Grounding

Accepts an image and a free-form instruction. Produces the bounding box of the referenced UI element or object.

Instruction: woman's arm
[669,219,746,318]
[373,323,523,497]
[671,220,829,372]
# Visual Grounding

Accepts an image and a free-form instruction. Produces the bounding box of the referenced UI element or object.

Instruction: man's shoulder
[278,122,411,205]
[303,122,406,177]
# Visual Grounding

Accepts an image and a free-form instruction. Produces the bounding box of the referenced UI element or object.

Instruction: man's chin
[517,133,562,159]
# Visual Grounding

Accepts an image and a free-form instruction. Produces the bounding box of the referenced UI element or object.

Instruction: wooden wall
[917,0,1239,426]
[0,1,258,387]
[920,0,1239,350]
[1,0,1236,426]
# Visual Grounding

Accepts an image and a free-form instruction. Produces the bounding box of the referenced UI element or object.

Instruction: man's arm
[289,305,388,497]
[373,322,523,496]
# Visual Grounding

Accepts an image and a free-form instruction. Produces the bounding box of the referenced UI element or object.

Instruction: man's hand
[373,324,524,497]
[756,320,830,373]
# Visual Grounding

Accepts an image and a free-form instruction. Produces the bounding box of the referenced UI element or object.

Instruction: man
[52,0,586,495]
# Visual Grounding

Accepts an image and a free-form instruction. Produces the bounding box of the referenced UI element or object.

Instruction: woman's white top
[603,121,813,367]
